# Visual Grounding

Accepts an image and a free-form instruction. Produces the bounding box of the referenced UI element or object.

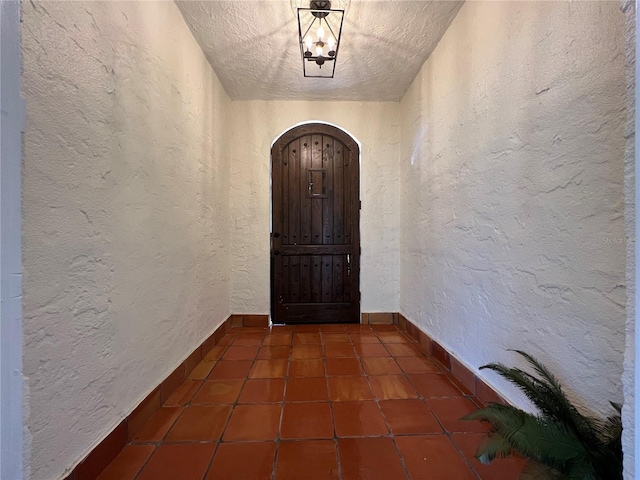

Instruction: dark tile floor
[97,324,525,479]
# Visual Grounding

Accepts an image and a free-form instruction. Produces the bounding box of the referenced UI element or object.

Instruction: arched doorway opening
[270,123,360,324]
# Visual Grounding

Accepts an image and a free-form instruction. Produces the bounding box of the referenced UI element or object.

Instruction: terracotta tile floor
[98,324,525,480]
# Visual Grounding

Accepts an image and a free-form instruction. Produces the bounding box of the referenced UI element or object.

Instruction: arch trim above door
[271,121,362,151]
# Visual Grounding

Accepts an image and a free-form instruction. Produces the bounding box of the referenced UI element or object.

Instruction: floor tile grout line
[205,337,256,448]
[322,341,341,479]
[131,444,156,480]
[364,326,410,478]
[333,436,343,480]
[129,336,234,479]
[390,334,491,477]
[326,327,367,479]
[386,326,478,479]
[446,431,484,480]
[374,327,477,479]
[199,439,222,480]
[389,434,414,480]
[220,327,274,478]
[156,403,189,444]
[269,333,294,479]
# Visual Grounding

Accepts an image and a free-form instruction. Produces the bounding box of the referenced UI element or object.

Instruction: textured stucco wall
[622,0,636,476]
[229,101,400,315]
[399,0,627,417]
[21,2,231,478]
[1,1,26,478]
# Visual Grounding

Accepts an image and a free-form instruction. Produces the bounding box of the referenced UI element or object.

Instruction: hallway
[96,324,524,480]
[10,1,632,478]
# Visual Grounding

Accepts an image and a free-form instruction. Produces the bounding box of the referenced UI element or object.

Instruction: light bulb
[328,36,335,50]
[317,25,325,42]
[305,36,313,50]
[316,44,323,56]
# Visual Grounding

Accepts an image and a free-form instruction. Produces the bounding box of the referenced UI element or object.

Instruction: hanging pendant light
[294,0,346,78]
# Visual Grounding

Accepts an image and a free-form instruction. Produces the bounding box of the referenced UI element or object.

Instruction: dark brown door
[271,124,360,324]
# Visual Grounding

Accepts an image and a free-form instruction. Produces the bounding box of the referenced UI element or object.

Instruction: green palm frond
[463,404,588,471]
[480,351,602,448]
[474,432,514,464]
[602,403,622,441]
[510,351,563,396]
[480,362,566,417]
[510,350,602,444]
[461,351,623,480]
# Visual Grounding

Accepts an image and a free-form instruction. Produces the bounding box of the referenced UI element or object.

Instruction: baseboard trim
[396,313,507,406]
[361,312,397,324]
[230,312,398,326]
[63,315,236,480]
[229,314,270,328]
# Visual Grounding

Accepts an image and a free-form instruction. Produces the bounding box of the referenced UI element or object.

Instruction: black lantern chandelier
[296,0,345,78]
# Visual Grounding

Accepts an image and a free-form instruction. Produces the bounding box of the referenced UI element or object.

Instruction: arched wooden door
[271,124,360,324]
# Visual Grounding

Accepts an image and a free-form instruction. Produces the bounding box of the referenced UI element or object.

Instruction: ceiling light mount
[309,0,331,18]
[296,0,346,78]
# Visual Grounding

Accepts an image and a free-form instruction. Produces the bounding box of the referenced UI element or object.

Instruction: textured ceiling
[176,1,464,101]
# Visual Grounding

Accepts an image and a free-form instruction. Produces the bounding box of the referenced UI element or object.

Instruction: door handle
[273,232,280,238]
[346,254,351,276]
[274,250,280,256]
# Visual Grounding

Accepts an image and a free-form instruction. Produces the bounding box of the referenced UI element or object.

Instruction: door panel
[271,124,360,324]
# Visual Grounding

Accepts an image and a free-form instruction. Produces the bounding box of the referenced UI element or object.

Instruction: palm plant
[462,350,622,480]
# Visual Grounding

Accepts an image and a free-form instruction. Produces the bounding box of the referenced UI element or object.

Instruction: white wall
[230,102,401,315]
[21,2,231,478]
[1,1,25,478]
[399,0,627,417]
[622,0,636,476]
